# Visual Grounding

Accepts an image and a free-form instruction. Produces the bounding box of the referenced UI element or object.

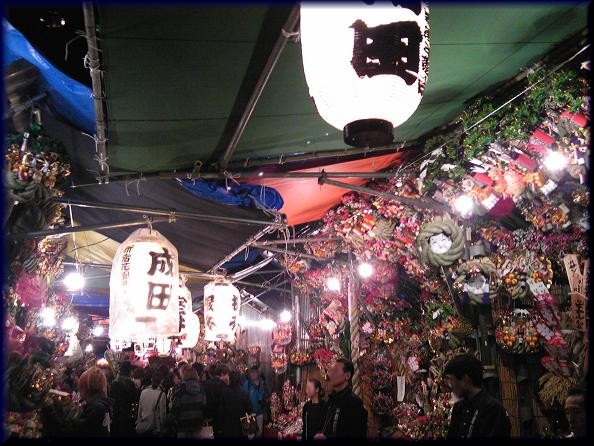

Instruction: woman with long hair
[135,369,167,436]
[302,379,328,440]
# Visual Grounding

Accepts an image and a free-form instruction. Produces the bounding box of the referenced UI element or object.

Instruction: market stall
[3,2,589,440]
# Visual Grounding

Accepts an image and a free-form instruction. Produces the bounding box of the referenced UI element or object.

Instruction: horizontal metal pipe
[68,170,400,188]
[10,216,172,240]
[253,244,348,264]
[257,237,342,245]
[51,198,283,227]
[235,280,291,294]
[319,177,448,211]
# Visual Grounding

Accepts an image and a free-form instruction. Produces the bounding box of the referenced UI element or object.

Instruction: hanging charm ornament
[416,214,465,267]
[495,309,542,354]
[453,257,498,305]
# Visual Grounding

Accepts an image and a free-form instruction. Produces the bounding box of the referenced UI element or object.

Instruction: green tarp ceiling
[97,3,588,172]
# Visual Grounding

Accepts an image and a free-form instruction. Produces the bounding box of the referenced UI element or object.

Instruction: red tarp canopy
[251,153,406,226]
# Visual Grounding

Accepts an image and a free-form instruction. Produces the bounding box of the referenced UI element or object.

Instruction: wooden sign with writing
[563,255,581,292]
[570,292,587,332]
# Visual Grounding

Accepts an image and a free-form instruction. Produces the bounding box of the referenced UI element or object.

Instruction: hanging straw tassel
[348,266,361,397]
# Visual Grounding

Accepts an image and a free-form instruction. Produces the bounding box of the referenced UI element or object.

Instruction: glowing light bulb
[357,262,374,279]
[326,277,341,292]
[280,310,292,323]
[453,195,474,218]
[543,151,568,172]
[85,344,93,353]
[258,172,264,177]
[260,319,277,330]
[40,307,56,327]
[61,316,79,332]
[92,326,104,337]
[63,272,85,291]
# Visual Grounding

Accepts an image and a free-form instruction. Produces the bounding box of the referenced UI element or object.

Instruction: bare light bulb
[453,195,474,218]
[260,319,277,330]
[40,307,56,327]
[357,262,374,279]
[85,344,94,353]
[64,272,85,291]
[280,310,292,323]
[61,316,79,332]
[92,325,104,337]
[543,151,568,172]
[326,277,341,292]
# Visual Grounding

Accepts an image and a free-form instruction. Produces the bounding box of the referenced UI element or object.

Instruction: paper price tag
[526,278,549,296]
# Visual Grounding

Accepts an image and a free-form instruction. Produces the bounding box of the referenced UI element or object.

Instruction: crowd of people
[42,360,272,439]
[39,354,586,439]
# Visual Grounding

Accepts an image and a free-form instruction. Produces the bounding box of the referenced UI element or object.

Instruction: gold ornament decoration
[416,214,465,267]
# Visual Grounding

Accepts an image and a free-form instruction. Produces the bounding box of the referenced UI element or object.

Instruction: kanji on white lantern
[300,1,430,147]
[177,280,200,349]
[203,280,240,343]
[109,228,180,348]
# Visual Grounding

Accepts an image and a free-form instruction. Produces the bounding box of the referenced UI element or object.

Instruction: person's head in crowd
[172,367,182,386]
[217,364,230,385]
[565,386,586,437]
[249,366,260,383]
[118,360,132,378]
[132,368,144,389]
[228,370,243,388]
[192,362,205,381]
[78,367,108,401]
[444,354,483,399]
[150,369,163,390]
[328,358,354,391]
[306,379,325,401]
[180,364,199,382]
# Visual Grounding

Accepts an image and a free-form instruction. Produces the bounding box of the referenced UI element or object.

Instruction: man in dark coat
[169,364,207,438]
[315,358,367,439]
[109,361,138,437]
[218,371,252,438]
[445,354,511,438]
[203,363,229,436]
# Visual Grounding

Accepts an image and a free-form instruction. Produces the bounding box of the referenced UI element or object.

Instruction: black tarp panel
[64,178,274,272]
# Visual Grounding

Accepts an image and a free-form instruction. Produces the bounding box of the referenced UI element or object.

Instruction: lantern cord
[144,214,153,233]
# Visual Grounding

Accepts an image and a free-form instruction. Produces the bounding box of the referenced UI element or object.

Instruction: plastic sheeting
[249,152,406,226]
[3,19,95,134]
[177,178,283,211]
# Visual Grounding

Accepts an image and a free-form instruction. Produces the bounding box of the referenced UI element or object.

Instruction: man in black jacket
[203,363,230,437]
[109,361,138,437]
[445,354,511,438]
[314,358,367,439]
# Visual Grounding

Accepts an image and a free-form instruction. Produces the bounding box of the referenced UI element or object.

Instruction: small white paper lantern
[204,280,241,343]
[177,281,200,349]
[300,1,430,147]
[109,228,180,348]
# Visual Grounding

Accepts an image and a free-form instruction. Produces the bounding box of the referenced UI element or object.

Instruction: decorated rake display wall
[272,61,589,439]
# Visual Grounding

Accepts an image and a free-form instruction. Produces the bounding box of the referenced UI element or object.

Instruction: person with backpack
[109,361,138,437]
[135,370,167,437]
[167,364,207,438]
[243,366,269,438]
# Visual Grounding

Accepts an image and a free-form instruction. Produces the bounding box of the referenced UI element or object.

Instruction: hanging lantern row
[301,1,430,147]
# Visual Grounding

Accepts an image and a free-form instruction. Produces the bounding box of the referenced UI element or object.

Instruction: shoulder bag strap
[153,390,164,432]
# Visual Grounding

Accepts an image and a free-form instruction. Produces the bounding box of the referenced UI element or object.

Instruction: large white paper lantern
[300,1,430,147]
[109,228,180,348]
[203,280,240,343]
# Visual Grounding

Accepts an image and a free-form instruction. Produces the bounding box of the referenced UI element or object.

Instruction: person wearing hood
[42,366,113,437]
[168,364,207,438]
